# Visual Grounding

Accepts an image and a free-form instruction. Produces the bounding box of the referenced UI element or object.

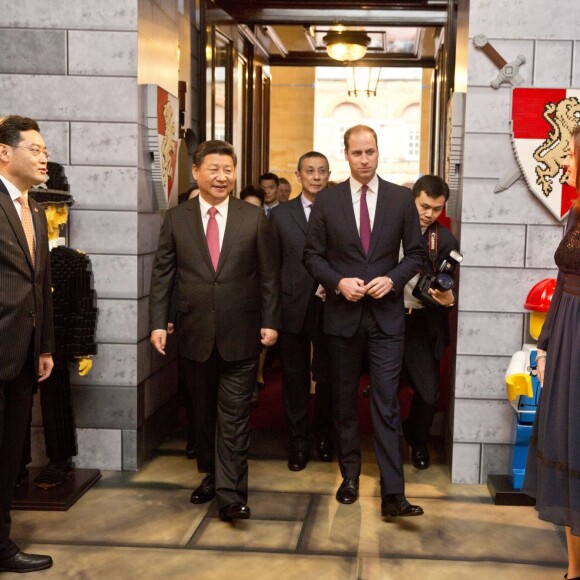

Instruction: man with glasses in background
[270,152,334,471]
[0,115,55,573]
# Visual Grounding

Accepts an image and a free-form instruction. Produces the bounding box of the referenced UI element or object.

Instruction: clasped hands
[338,276,393,301]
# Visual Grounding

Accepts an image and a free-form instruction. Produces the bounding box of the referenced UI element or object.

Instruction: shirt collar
[0,175,26,201]
[300,193,313,210]
[349,174,379,195]
[198,193,229,217]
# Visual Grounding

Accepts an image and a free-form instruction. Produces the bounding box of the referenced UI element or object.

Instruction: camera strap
[426,223,439,273]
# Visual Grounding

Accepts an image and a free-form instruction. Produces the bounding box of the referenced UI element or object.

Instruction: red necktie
[206,207,220,270]
[359,184,371,254]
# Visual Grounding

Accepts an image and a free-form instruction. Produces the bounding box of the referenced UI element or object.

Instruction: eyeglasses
[11,145,51,160]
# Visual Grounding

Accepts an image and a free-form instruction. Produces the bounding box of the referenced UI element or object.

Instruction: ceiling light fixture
[346,67,381,97]
[323,30,371,63]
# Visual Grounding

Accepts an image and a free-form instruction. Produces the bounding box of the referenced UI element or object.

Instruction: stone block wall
[0,0,197,470]
[451,0,576,483]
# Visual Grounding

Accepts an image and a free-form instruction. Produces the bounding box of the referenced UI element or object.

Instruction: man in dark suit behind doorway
[149,140,280,521]
[303,124,425,519]
[0,115,55,573]
[269,151,334,471]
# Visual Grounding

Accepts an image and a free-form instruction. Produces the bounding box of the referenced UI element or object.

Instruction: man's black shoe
[336,477,359,504]
[185,440,197,460]
[411,445,430,470]
[218,503,251,521]
[190,474,216,504]
[15,465,29,487]
[0,549,53,573]
[288,450,308,471]
[381,494,424,518]
[316,440,333,462]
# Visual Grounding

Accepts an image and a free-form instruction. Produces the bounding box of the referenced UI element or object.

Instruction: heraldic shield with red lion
[512,87,580,220]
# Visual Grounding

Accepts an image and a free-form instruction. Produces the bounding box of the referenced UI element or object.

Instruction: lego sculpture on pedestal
[505,278,556,490]
[20,162,97,489]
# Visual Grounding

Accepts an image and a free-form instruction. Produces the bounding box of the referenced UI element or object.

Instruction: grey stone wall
[452,0,576,483]
[0,0,197,470]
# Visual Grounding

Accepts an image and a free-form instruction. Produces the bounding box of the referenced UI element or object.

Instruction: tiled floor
[8,431,567,579]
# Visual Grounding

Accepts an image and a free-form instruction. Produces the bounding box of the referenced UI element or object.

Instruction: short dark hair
[297,151,329,171]
[193,140,237,168]
[343,125,378,152]
[0,115,40,147]
[239,184,265,206]
[259,172,279,186]
[412,175,450,202]
[279,177,290,186]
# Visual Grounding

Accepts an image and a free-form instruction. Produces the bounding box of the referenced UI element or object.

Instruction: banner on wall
[146,85,178,210]
[511,87,580,220]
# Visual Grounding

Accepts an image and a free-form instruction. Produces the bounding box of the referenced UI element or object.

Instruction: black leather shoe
[185,440,197,460]
[288,450,308,471]
[381,494,424,517]
[219,503,251,521]
[411,444,430,469]
[0,549,53,573]
[15,465,29,487]
[317,440,333,462]
[336,477,359,504]
[250,385,259,407]
[190,474,216,504]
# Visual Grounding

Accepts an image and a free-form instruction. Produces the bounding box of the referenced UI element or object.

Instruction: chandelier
[323,30,371,63]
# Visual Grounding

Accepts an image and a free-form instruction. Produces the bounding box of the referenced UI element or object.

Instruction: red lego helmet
[524,278,557,312]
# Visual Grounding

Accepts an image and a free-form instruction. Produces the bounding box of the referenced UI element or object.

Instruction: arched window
[332,102,364,158]
[402,103,420,161]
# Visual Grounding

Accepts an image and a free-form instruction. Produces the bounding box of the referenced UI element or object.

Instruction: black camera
[412,249,463,307]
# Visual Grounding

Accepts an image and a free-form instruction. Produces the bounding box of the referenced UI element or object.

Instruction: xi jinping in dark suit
[149,140,280,521]
[303,125,426,518]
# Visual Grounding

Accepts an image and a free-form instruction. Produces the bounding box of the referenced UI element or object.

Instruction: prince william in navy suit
[303,125,426,518]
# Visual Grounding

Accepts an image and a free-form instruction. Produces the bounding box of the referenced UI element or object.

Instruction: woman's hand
[536,350,546,386]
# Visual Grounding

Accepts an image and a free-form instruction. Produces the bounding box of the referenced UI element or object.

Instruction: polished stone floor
[8,430,567,579]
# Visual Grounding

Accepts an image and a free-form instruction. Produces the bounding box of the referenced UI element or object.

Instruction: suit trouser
[279,296,332,453]
[279,331,332,454]
[181,346,258,508]
[328,303,405,497]
[0,347,34,558]
[21,364,77,466]
[402,309,441,446]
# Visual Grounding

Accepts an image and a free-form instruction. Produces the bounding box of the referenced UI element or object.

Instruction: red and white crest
[511,88,580,220]
[146,85,178,209]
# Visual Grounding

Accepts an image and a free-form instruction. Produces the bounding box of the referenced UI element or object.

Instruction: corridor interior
[7,428,567,579]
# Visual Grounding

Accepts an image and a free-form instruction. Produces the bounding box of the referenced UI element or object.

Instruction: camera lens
[434,272,454,291]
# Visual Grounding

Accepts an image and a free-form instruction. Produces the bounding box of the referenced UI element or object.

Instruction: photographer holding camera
[402,175,460,470]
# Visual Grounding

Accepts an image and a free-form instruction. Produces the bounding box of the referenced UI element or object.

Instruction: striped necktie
[17,195,35,267]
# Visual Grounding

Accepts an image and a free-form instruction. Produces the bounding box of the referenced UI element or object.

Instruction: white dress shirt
[401,226,428,309]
